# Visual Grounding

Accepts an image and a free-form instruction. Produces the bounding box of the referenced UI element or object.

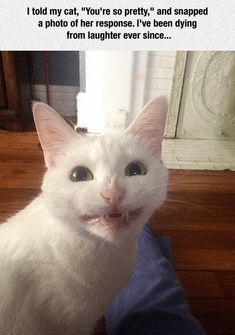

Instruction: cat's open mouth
[81,207,142,229]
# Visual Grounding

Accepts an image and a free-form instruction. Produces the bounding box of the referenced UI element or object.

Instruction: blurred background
[0,50,235,335]
[1,50,235,171]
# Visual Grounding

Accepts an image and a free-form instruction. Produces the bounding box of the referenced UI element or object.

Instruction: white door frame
[165,51,188,138]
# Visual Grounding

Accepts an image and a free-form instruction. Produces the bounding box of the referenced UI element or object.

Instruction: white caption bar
[0,0,234,50]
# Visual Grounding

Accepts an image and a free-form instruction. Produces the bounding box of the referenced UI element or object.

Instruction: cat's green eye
[125,162,147,177]
[70,166,93,182]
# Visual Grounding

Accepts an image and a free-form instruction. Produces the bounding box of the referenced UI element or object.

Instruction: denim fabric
[106,225,206,335]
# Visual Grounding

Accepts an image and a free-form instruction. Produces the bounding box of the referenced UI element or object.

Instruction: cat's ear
[33,102,77,168]
[126,96,167,156]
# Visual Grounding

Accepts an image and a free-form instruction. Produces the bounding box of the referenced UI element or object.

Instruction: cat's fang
[81,207,142,228]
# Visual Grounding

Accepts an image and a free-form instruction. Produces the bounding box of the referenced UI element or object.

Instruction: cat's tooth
[103,214,107,224]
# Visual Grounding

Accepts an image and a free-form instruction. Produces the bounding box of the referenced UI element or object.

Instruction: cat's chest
[56,237,136,288]
[42,231,137,297]
[36,235,137,329]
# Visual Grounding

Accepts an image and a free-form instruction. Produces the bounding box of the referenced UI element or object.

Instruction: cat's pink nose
[100,182,126,208]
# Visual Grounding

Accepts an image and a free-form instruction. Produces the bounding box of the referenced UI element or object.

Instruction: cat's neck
[26,195,138,282]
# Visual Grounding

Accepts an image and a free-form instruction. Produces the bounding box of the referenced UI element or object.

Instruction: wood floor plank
[150,211,235,232]
[216,272,235,298]
[0,161,44,188]
[153,230,235,249]
[166,191,235,206]
[173,249,235,271]
[176,271,226,298]
[0,132,39,148]
[169,168,235,179]
[0,148,43,162]
[189,298,235,335]
[168,172,235,193]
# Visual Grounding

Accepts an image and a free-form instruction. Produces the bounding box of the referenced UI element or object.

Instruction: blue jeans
[106,225,206,335]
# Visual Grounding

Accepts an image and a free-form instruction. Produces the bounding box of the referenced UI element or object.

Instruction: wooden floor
[0,132,235,335]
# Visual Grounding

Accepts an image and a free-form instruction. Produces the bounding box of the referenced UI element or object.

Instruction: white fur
[0,99,168,334]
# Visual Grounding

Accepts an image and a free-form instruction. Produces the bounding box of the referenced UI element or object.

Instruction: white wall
[77,51,133,133]
[76,51,177,133]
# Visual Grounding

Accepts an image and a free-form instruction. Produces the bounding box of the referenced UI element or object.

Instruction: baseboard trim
[162,139,235,171]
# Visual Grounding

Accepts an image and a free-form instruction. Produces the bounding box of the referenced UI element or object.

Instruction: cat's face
[33,98,168,241]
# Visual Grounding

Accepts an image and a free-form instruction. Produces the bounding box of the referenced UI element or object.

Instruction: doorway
[163,51,235,171]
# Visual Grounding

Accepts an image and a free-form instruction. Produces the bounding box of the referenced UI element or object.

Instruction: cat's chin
[80,207,142,233]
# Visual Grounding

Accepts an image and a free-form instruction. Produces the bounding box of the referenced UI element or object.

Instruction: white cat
[0,97,168,335]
